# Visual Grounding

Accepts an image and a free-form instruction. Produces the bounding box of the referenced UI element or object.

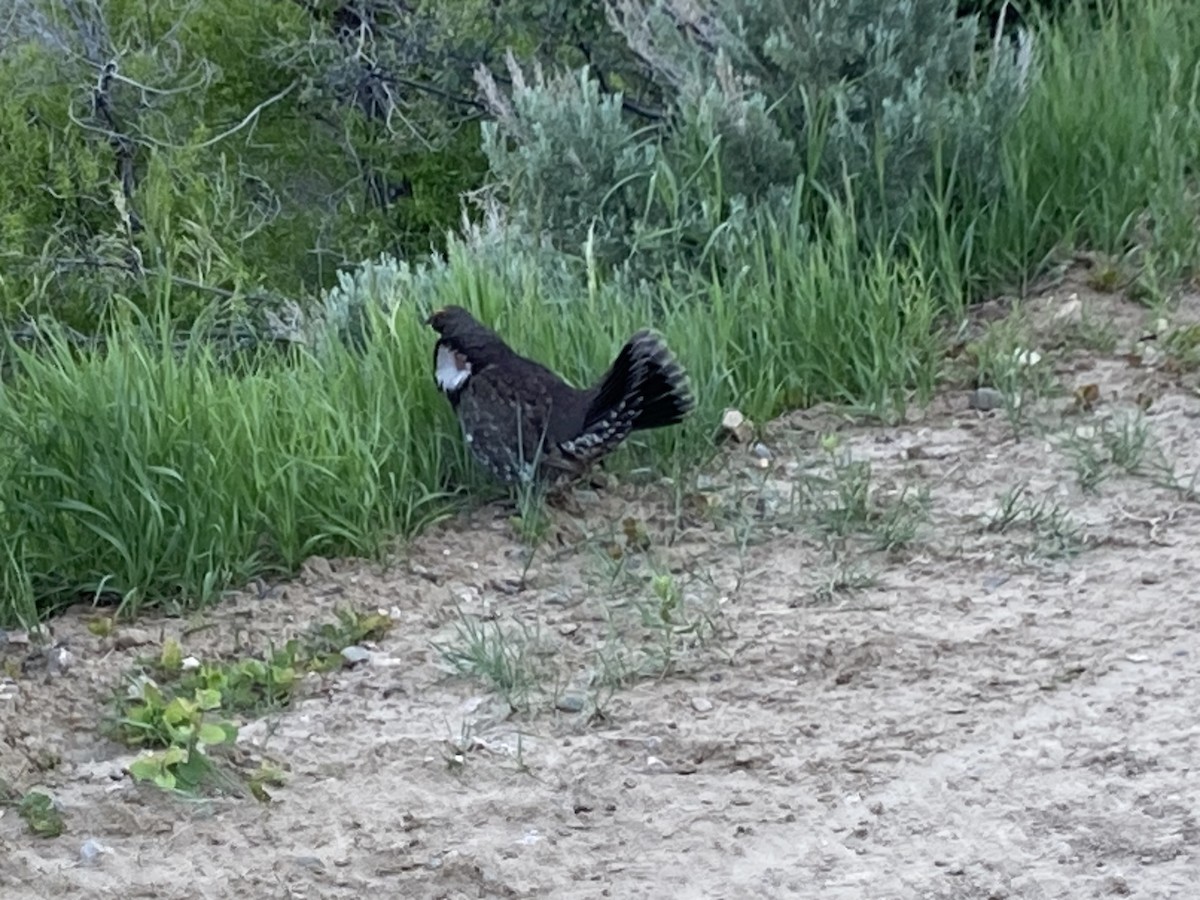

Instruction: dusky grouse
[427,305,694,485]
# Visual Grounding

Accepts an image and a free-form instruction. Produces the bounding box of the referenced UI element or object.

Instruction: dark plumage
[426,305,694,485]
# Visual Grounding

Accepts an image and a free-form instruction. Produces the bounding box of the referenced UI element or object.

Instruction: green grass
[2,0,1200,625]
[0,304,459,619]
[961,0,1200,292]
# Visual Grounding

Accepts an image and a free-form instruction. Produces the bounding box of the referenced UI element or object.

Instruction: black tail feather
[585,330,693,434]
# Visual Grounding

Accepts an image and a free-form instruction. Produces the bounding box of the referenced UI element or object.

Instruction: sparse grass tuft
[1058,413,1164,491]
[810,556,878,605]
[433,612,546,713]
[432,556,725,717]
[799,436,930,550]
[985,482,1087,559]
[1162,324,1200,372]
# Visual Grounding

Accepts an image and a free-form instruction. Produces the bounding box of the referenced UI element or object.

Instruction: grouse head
[425,305,508,399]
[426,305,483,342]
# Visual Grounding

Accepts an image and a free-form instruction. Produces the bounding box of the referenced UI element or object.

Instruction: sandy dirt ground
[2,277,1200,899]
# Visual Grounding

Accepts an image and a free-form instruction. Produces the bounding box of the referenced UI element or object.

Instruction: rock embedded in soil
[340,645,371,667]
[556,691,587,713]
[114,628,155,650]
[968,387,1007,411]
[79,838,110,866]
[46,646,75,676]
[719,408,754,443]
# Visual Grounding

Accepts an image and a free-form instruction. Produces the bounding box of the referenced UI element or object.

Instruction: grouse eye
[434,343,471,391]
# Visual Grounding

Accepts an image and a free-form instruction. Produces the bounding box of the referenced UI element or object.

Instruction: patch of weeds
[962,314,1058,438]
[985,483,1087,559]
[1161,323,1200,372]
[170,649,300,714]
[813,451,871,534]
[434,612,545,712]
[1100,417,1152,473]
[801,436,929,549]
[510,482,553,547]
[1058,415,1154,491]
[247,762,288,803]
[871,485,931,551]
[593,514,656,574]
[300,607,395,671]
[115,681,240,796]
[1085,259,1128,294]
[433,560,726,718]
[597,569,722,688]
[505,433,560,552]
[507,477,557,588]
[1058,307,1120,355]
[441,719,488,774]
[810,556,877,605]
[620,516,653,553]
[86,616,115,638]
[1059,414,1199,500]
[1062,429,1112,491]
[1140,455,1200,502]
[105,607,392,797]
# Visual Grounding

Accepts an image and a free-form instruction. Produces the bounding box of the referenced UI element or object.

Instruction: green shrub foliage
[477,0,1033,275]
[2,0,1035,332]
[0,0,488,332]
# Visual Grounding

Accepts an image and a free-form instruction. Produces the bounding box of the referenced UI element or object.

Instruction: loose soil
[3,278,1199,899]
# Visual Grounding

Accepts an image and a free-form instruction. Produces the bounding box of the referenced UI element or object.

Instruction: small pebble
[340,645,371,666]
[47,646,75,676]
[114,628,154,650]
[968,387,1006,411]
[691,697,714,713]
[451,585,480,605]
[79,838,110,866]
[556,692,586,713]
[983,573,1010,592]
[720,408,754,443]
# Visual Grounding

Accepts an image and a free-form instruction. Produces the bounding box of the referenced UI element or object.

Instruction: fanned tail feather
[562,331,693,460]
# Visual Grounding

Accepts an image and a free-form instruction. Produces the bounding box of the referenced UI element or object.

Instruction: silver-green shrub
[475,0,1033,272]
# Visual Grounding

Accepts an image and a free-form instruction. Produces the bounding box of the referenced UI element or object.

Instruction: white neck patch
[435,344,471,391]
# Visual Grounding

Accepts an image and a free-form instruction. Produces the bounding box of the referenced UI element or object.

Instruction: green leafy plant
[106,608,392,795]
[6,788,66,838]
[116,681,239,795]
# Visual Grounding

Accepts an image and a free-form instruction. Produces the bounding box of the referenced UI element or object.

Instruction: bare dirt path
[3,282,1199,899]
